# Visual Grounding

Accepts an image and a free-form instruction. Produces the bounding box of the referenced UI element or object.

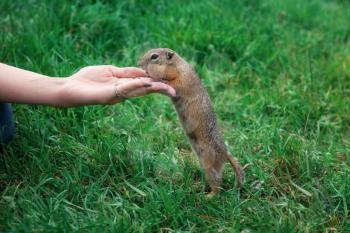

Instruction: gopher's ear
[166,51,174,60]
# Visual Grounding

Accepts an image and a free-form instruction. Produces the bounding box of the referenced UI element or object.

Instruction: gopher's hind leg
[203,158,225,198]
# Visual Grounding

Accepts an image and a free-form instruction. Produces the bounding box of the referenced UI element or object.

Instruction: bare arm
[0,63,65,106]
[0,63,176,107]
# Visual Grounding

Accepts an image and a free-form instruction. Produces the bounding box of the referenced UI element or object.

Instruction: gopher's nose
[137,59,145,68]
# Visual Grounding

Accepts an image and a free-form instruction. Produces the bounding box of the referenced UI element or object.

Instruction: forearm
[0,63,65,106]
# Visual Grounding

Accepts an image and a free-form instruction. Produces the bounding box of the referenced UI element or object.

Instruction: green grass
[1,0,350,232]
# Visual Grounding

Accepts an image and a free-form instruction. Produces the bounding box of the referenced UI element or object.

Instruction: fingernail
[166,91,176,97]
[170,89,176,97]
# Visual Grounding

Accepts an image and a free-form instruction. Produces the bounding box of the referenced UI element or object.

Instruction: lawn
[1,0,350,232]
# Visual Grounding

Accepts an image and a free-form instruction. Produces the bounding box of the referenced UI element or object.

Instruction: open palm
[59,65,176,107]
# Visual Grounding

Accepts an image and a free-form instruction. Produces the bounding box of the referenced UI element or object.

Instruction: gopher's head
[138,48,181,82]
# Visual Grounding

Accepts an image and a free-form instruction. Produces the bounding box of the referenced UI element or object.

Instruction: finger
[145,82,176,97]
[108,65,147,78]
[112,77,150,85]
[114,78,154,97]
[126,82,176,98]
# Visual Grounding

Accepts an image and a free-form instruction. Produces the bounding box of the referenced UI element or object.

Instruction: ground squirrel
[138,48,244,196]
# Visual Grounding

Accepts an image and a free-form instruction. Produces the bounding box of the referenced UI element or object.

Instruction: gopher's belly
[173,96,216,156]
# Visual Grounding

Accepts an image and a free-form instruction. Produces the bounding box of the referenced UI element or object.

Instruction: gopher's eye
[150,53,159,61]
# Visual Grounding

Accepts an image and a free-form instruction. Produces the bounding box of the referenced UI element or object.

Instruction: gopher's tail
[226,152,244,188]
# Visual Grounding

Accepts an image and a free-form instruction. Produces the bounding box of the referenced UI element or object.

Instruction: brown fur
[138,48,244,196]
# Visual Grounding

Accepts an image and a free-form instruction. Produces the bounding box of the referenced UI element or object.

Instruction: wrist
[52,77,74,108]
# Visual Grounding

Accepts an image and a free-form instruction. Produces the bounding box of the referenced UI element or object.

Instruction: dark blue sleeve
[0,103,15,144]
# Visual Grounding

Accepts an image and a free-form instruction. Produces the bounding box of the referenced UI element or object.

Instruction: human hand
[58,65,176,107]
